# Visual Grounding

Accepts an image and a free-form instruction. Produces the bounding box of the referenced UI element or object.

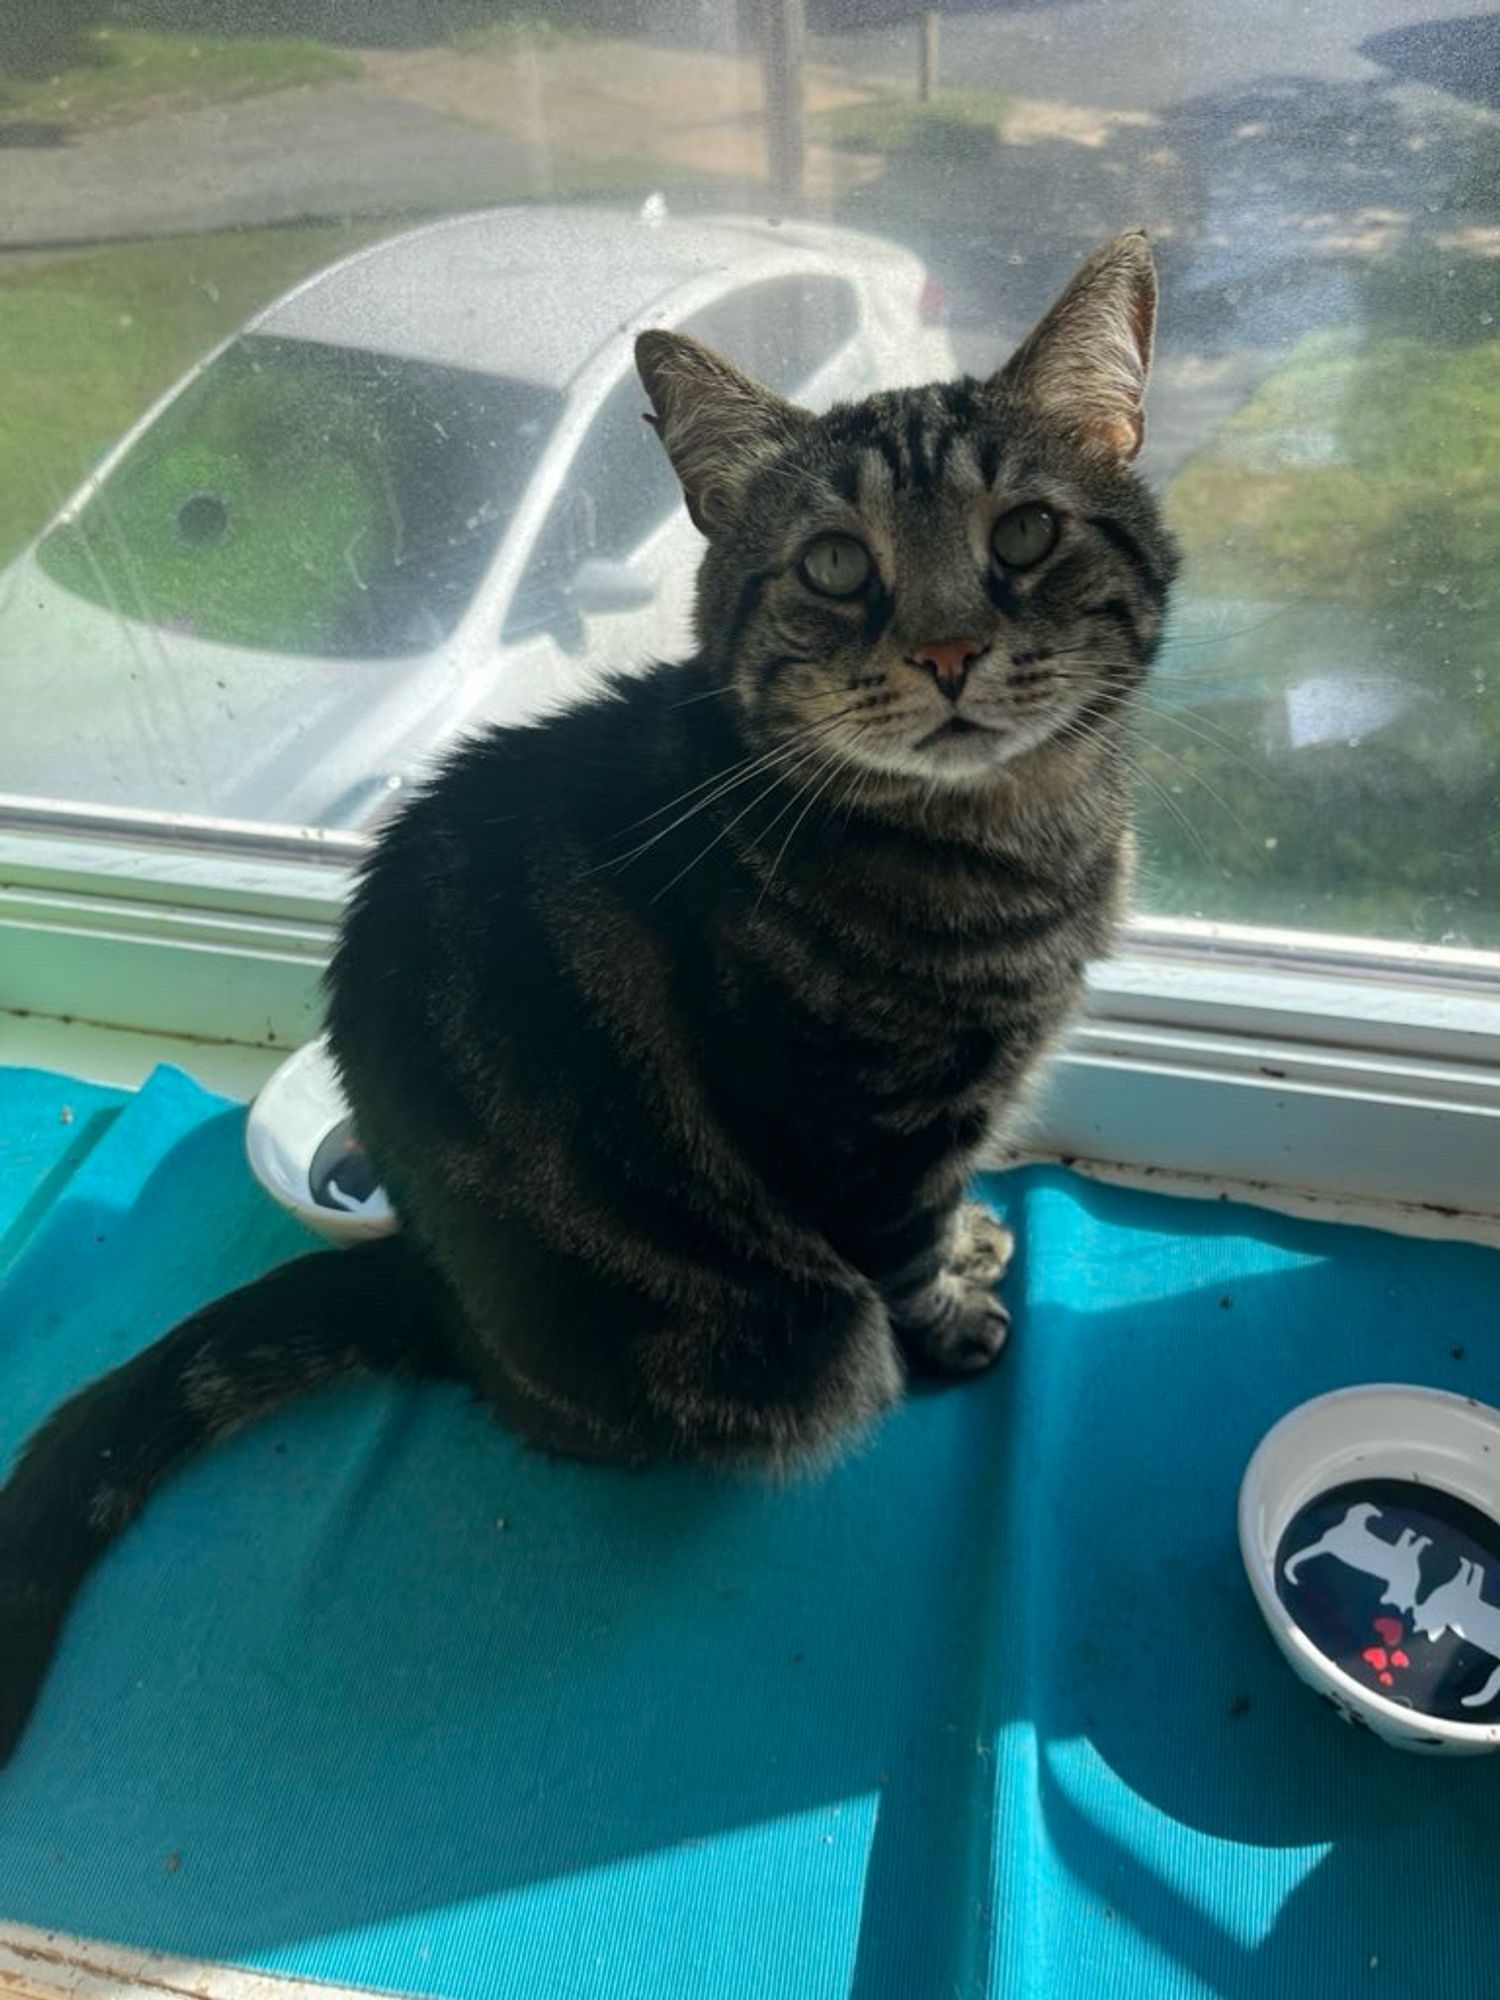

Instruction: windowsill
[0,1921,382,2000]
[0,1011,283,1101]
[5,822,1500,1238]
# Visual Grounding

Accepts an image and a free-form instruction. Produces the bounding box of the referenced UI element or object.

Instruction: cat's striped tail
[0,1235,446,1766]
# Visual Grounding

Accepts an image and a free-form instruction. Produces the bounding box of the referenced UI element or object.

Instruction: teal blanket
[1,1064,1496,1998]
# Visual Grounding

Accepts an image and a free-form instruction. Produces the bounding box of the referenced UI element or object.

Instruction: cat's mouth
[915,715,999,749]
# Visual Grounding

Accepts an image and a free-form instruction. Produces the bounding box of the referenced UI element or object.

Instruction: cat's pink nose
[912,638,984,702]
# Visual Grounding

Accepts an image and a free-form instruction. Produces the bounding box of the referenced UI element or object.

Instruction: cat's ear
[993,232,1157,462]
[636,331,809,534]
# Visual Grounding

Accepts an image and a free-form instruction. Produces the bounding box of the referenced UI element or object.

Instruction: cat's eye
[800,534,873,598]
[991,504,1058,571]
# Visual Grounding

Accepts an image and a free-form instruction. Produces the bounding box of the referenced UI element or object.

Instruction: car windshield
[35,334,563,660]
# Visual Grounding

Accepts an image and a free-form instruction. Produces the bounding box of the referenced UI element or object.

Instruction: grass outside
[0,224,385,565]
[0,145,730,569]
[0,27,356,137]
[1168,327,1500,607]
[1142,322,1500,946]
[816,87,1012,161]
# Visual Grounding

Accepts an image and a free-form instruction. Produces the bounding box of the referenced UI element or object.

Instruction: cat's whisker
[596,754,800,870]
[1138,665,1255,684]
[668,681,741,708]
[1052,710,1220,871]
[602,744,823,874]
[1125,723,1260,843]
[1127,761,1219,871]
[1040,645,1249,711]
[836,750,880,829]
[599,715,849,864]
[746,759,841,916]
[1134,702,1271,780]
[618,715,831,831]
[750,724,875,913]
[1157,606,1295,653]
[754,754,857,913]
[645,731,846,904]
[619,687,878,843]
[1032,659,1270,785]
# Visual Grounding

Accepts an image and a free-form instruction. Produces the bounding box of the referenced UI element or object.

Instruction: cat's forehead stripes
[825,457,862,507]
[813,388,1029,519]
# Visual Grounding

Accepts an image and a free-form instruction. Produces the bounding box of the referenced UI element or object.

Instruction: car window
[503,366,680,641]
[505,275,861,644]
[36,335,562,660]
[687,275,859,397]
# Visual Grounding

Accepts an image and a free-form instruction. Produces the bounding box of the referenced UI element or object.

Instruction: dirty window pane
[35,336,562,659]
[1,2,1497,948]
[502,366,681,644]
[687,274,861,392]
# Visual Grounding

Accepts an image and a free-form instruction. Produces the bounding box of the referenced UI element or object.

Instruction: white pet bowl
[1240,1385,1500,1754]
[245,1036,396,1246]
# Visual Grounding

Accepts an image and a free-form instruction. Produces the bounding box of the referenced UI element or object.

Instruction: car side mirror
[570,557,655,617]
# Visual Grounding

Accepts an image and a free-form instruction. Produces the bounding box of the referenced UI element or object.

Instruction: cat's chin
[920,739,1012,782]
[905,711,1068,784]
[842,735,1019,789]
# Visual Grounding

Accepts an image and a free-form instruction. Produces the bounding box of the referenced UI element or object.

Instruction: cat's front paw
[924,1289,1012,1374]
[949,1204,1014,1286]
[898,1273,1011,1376]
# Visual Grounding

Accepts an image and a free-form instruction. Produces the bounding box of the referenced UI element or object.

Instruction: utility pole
[918,9,940,101]
[761,0,806,213]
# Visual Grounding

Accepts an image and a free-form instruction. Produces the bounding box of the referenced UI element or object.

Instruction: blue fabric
[1,1062,1497,1999]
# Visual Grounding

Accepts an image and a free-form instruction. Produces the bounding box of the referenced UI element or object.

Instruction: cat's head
[637,232,1176,788]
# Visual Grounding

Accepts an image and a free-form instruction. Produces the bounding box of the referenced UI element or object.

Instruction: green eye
[991,504,1058,570]
[800,534,873,598]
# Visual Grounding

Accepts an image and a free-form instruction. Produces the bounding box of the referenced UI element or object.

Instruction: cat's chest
[721,886,1094,1090]
[747,848,1109,1011]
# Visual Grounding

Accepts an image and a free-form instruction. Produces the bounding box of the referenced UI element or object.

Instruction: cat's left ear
[993,232,1157,461]
[636,330,809,535]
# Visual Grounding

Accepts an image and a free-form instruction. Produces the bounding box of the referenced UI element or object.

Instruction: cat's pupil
[991,504,1057,570]
[801,534,870,598]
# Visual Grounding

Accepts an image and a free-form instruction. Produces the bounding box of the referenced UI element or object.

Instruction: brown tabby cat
[0,232,1176,1761]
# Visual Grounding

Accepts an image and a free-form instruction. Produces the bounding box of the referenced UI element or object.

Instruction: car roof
[254,208,896,390]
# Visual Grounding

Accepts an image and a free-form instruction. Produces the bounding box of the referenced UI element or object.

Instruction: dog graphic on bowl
[1282,1502,1431,1614]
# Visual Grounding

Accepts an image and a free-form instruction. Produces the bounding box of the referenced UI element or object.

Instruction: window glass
[506,364,683,645]
[1,1,1497,949]
[36,336,561,659]
[688,274,861,393]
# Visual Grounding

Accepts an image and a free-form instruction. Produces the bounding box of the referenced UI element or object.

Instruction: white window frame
[4,808,1500,1232]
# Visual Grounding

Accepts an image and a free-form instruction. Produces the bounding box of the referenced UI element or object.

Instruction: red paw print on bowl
[1362,1615,1411,1688]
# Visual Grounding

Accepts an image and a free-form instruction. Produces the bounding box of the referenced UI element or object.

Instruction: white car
[0,207,954,832]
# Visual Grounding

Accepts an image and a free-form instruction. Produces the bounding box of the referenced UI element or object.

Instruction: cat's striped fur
[0,234,1177,1760]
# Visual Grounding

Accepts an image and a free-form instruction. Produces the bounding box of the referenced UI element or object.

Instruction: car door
[495,364,693,712]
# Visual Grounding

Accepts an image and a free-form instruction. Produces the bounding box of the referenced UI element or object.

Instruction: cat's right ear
[993,231,1157,462]
[636,331,809,535]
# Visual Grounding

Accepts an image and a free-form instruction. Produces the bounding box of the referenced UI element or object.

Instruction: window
[8,14,1495,935]
[688,273,861,395]
[503,365,683,643]
[36,338,561,660]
